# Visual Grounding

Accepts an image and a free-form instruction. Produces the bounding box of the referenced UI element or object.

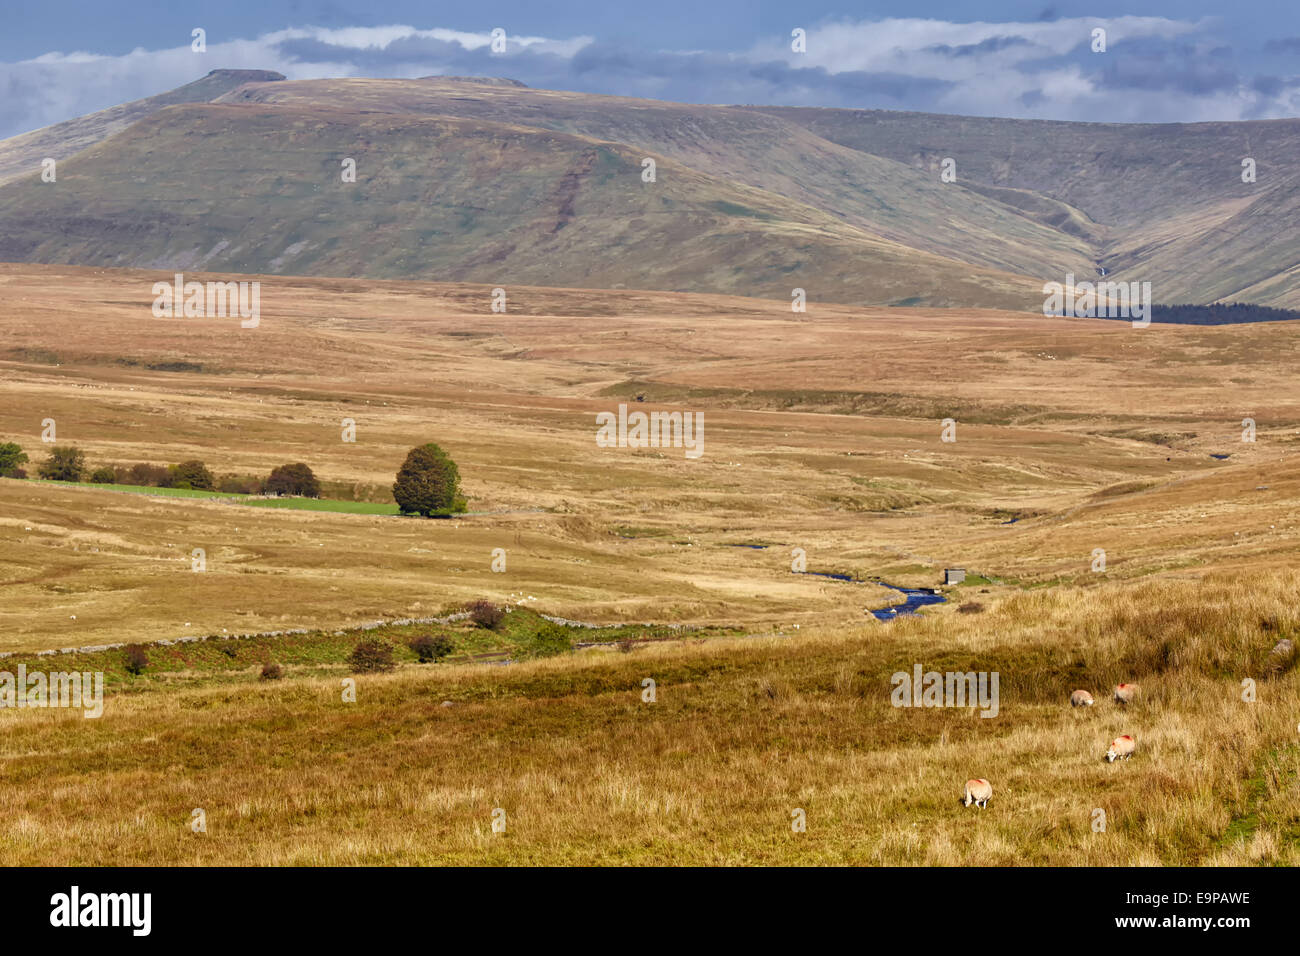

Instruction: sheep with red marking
[1105,735,1136,762]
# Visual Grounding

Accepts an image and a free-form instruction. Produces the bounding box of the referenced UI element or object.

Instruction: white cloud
[0,16,1296,139]
[760,15,1204,72]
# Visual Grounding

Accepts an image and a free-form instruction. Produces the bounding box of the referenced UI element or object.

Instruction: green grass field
[25,478,401,514]
[0,606,738,688]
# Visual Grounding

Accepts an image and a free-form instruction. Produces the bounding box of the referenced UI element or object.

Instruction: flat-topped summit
[205,69,286,82]
[416,75,528,87]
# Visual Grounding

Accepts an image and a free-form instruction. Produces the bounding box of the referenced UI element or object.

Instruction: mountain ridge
[1,73,1297,310]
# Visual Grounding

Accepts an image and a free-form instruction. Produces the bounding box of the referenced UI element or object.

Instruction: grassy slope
[0,606,713,675]
[1,265,1298,863]
[218,77,1095,281]
[0,103,1047,310]
[8,74,1300,307]
[748,106,1297,228]
[1,573,1295,865]
[0,70,285,185]
[752,105,1300,308]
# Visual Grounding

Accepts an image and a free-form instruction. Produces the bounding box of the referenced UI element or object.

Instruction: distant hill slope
[750,106,1300,308]
[0,70,284,186]
[0,103,1046,309]
[216,78,1095,282]
[1,73,1298,310]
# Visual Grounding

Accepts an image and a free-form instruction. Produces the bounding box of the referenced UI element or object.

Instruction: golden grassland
[3,265,1300,649]
[1,264,1298,864]
[0,572,1295,865]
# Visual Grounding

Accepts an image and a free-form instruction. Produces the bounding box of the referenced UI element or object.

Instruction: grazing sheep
[1070,689,1095,707]
[1105,735,1136,762]
[1113,683,1138,705]
[1265,639,1295,677]
[963,778,993,808]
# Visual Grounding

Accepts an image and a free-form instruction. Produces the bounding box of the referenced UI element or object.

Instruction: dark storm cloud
[273,35,480,68]
[742,60,954,103]
[266,33,592,95]
[266,35,955,110]
[1090,35,1239,95]
[564,45,955,107]
[1252,75,1284,96]
[1094,61,1238,95]
[923,35,1032,57]
[1263,37,1300,53]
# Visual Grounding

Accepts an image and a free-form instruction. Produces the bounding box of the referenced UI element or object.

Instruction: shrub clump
[116,461,217,489]
[958,601,986,614]
[167,460,216,491]
[348,638,397,673]
[123,643,149,675]
[89,466,117,484]
[264,463,321,498]
[37,446,85,482]
[410,634,455,663]
[125,463,169,486]
[468,600,505,630]
[218,474,262,495]
[525,622,574,659]
[260,661,284,680]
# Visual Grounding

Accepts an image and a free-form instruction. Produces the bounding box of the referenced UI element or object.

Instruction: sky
[3,0,1300,138]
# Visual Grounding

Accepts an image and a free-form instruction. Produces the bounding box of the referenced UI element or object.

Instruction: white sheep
[963,778,992,808]
[1070,689,1095,707]
[1113,683,1138,705]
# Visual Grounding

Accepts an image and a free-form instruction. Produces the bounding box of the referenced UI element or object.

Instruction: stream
[799,571,948,620]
